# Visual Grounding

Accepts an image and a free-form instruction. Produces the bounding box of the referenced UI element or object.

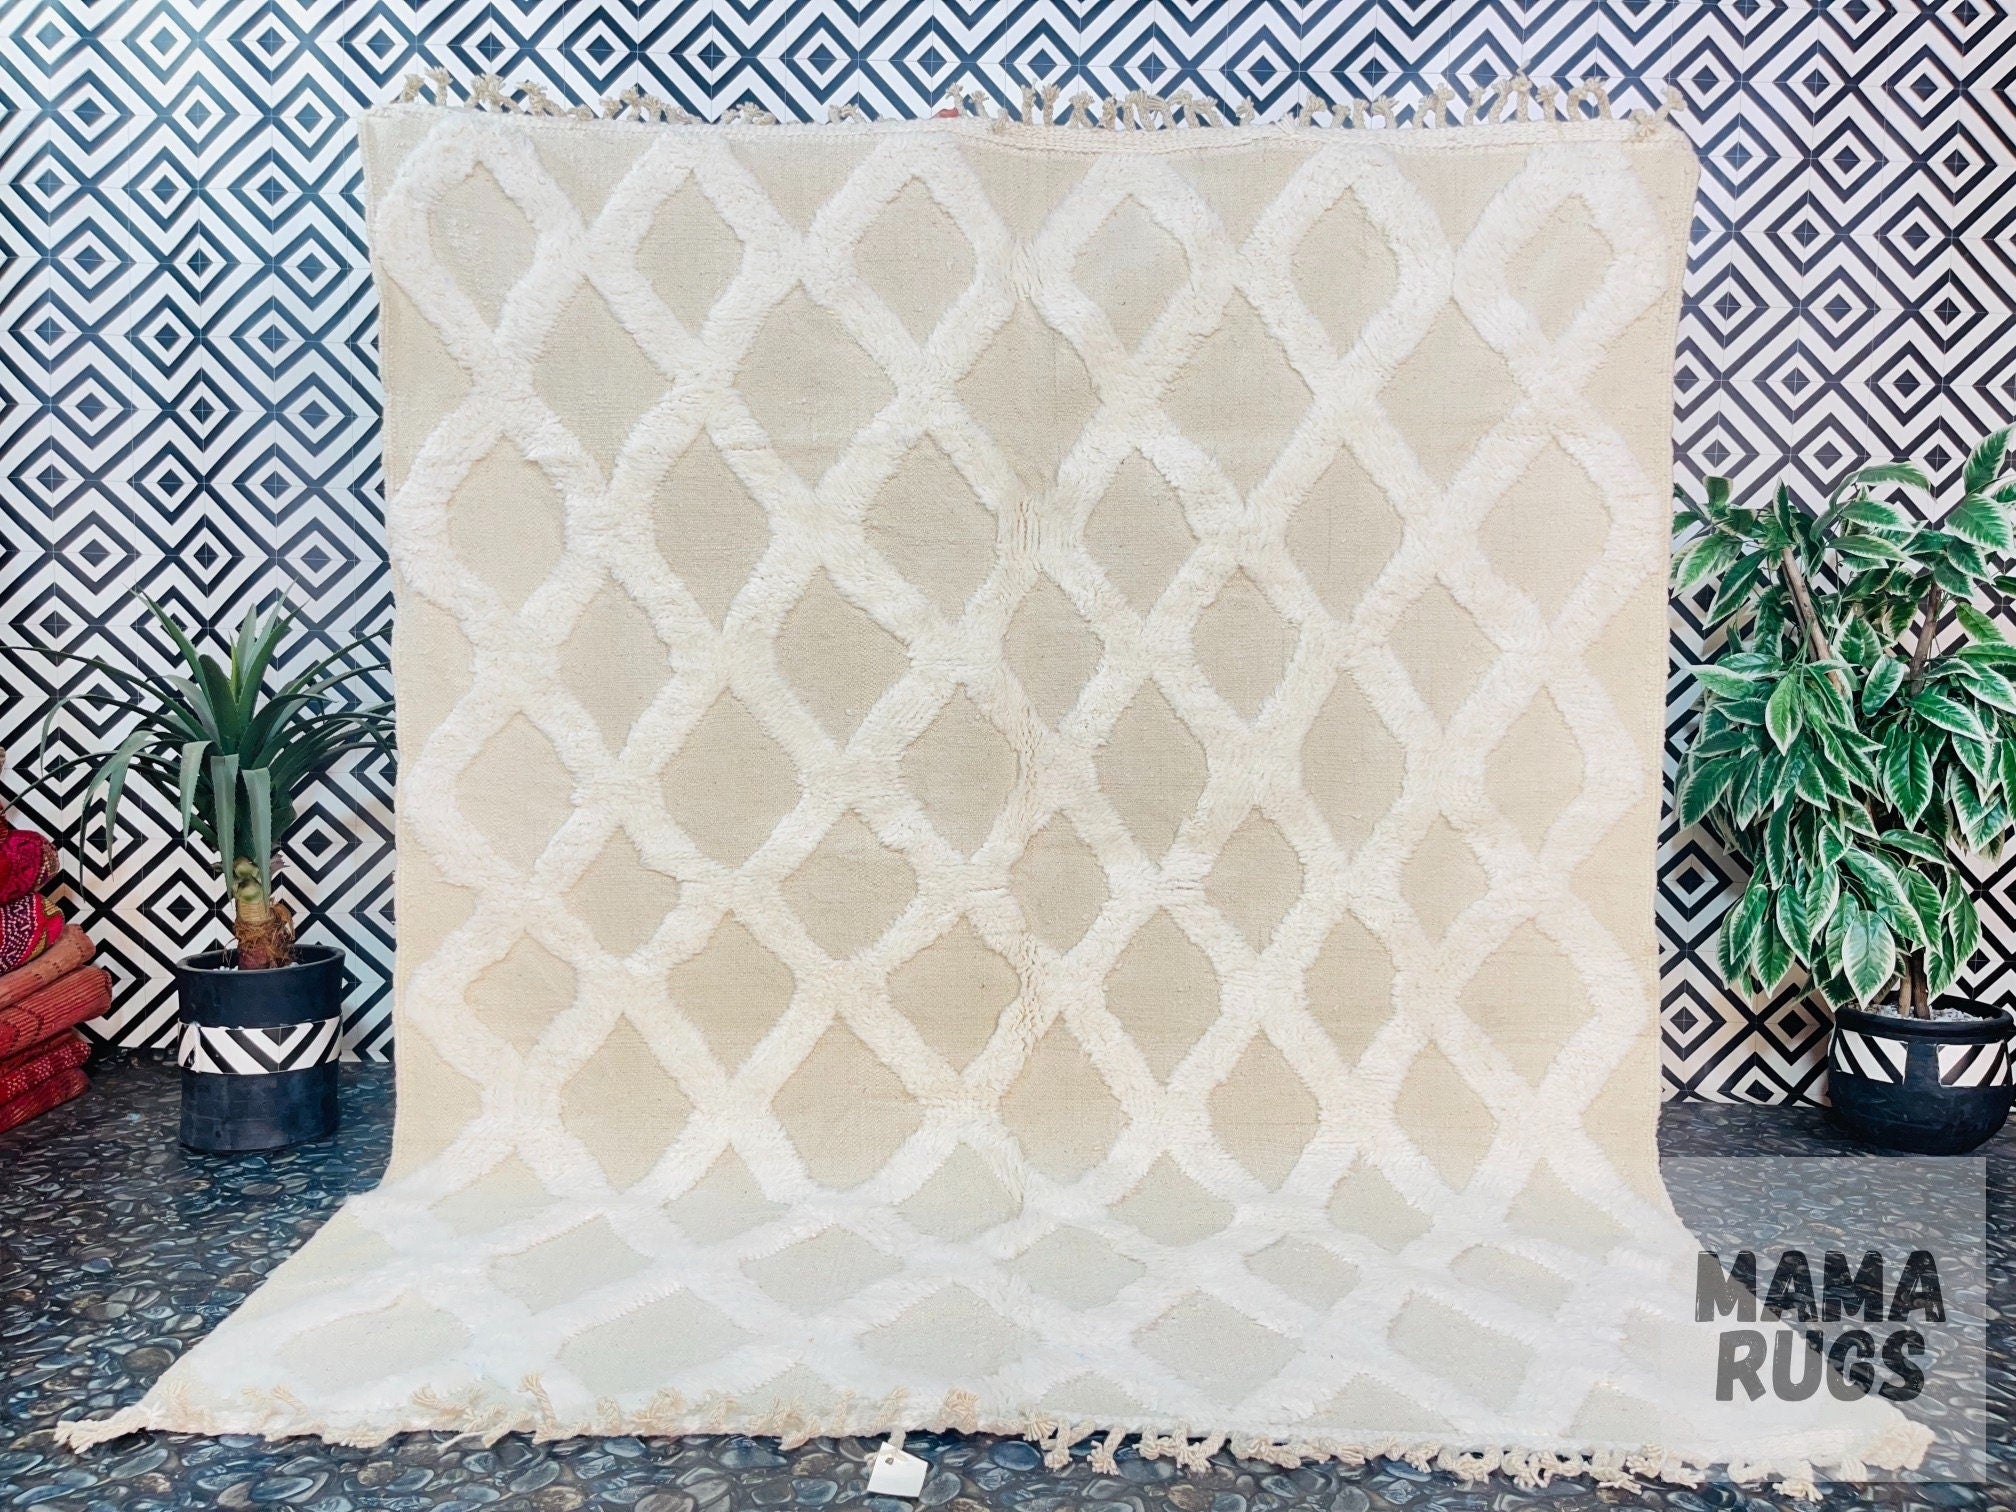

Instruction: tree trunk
[1903,951,1931,1020]
[231,857,296,970]
[1906,582,1945,695]
[1777,553,1950,1021]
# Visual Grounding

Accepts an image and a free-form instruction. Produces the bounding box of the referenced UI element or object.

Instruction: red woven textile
[0,830,58,906]
[0,1064,88,1135]
[0,926,94,1012]
[0,895,61,974]
[0,967,111,1060]
[0,1029,87,1104]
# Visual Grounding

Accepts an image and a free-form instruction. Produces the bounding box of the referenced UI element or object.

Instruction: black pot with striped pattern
[1829,1001,2016,1155]
[174,944,344,1153]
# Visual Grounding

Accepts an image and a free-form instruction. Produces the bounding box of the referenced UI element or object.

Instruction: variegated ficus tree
[1672,428,2016,1018]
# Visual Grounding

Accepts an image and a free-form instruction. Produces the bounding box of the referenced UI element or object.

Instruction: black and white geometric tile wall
[1,0,2011,1100]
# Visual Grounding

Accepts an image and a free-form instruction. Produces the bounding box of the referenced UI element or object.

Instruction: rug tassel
[393,71,1684,130]
[1087,1427,1126,1474]
[53,1407,152,1450]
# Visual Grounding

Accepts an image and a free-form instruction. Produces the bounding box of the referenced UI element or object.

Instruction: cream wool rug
[64,99,1929,1491]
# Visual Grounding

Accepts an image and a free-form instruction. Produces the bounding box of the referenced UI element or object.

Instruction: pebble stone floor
[2,1055,2010,1511]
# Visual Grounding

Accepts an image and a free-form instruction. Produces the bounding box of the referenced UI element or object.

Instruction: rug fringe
[391,68,1684,134]
[55,1380,1931,1499]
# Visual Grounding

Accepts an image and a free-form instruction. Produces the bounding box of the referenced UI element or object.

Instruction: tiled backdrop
[0,0,2010,1099]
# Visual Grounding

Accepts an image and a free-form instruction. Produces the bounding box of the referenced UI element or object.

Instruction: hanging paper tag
[867,1433,928,1498]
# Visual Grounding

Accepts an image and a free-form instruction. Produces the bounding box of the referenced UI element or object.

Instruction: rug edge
[54,1386,1933,1498]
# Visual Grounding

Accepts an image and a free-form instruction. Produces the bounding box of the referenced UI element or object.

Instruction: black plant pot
[1828,1000,2016,1155]
[174,943,344,1153]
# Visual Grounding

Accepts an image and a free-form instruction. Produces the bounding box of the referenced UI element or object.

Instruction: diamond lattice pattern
[104,113,1909,1474]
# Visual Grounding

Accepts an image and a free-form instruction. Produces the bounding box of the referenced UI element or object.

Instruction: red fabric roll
[0,830,58,906]
[0,1029,87,1104]
[0,924,94,1009]
[0,1064,88,1135]
[0,967,112,1060]
[0,894,61,974]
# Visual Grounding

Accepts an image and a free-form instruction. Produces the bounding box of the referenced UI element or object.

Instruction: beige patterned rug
[64,101,1926,1491]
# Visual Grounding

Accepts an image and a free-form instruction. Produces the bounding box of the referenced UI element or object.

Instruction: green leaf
[1934,562,1979,597]
[1861,656,1906,714]
[1719,883,1770,988]
[1775,883,1811,957]
[1883,726,1934,823]
[1838,617,1882,665]
[176,739,208,835]
[1765,673,1805,751]
[1805,666,1856,726]
[1905,866,1946,944]
[243,767,273,893]
[1846,461,1931,494]
[1960,640,2016,666]
[1679,756,1741,828]
[1955,600,2007,645]
[1955,662,2016,713]
[232,604,291,737]
[1765,798,1796,882]
[1836,534,1905,564]
[1792,746,1830,805]
[1947,496,2012,550]
[1803,863,1841,942]
[1705,551,1770,627]
[1949,767,2009,853]
[1674,534,1741,593]
[1693,665,1763,699]
[209,751,238,887]
[1955,734,1999,789]
[1843,498,1910,530]
[1947,880,1981,971]
[1843,848,1911,915]
[1721,689,1770,724]
[1964,427,2011,497]
[1885,885,1931,950]
[1756,911,1795,992]
[1734,757,1765,828]
[1691,723,1753,759]
[1879,829,1949,864]
[97,728,154,856]
[1928,938,1960,999]
[1913,691,1989,742]
[1841,898,1897,1006]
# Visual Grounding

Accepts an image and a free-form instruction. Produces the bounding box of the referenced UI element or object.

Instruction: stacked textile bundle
[0,822,103,1135]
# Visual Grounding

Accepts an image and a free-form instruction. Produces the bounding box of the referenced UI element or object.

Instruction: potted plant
[25,599,393,1152]
[1672,429,2016,1152]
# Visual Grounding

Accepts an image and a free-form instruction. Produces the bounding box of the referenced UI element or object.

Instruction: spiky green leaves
[18,598,394,902]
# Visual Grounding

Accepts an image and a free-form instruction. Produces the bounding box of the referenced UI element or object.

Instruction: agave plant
[1671,428,2016,1019]
[24,598,393,969]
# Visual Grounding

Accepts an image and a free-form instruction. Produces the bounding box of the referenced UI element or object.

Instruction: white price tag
[866,1433,928,1498]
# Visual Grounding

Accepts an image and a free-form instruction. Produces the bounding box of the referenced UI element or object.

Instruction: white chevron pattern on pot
[1937,1040,2012,1089]
[176,1017,342,1076]
[1830,1027,1908,1084]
